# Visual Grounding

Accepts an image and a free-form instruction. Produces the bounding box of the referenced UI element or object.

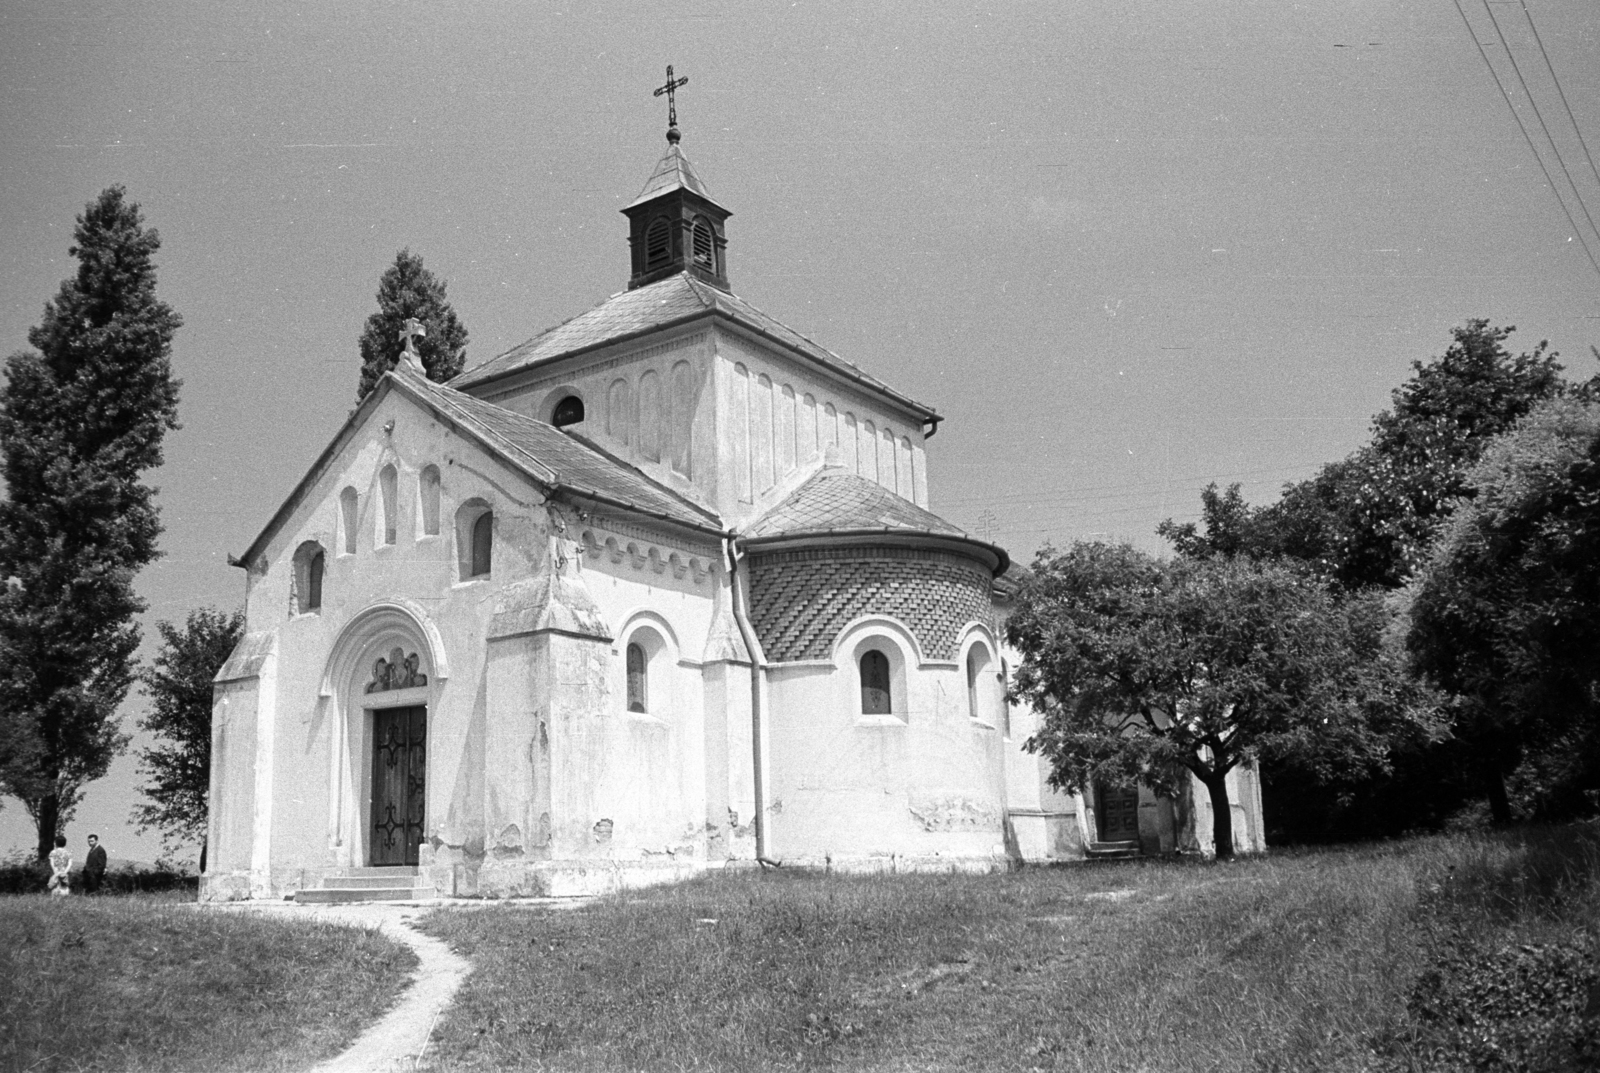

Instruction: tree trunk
[198,839,207,875]
[1484,760,1513,826]
[1202,774,1235,860]
[33,792,59,862]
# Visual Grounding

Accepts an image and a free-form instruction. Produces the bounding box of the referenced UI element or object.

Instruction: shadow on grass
[0,893,418,1073]
[1424,823,1600,922]
[1372,824,1600,1072]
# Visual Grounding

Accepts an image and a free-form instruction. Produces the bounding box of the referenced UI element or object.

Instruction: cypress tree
[0,186,182,860]
[356,248,469,399]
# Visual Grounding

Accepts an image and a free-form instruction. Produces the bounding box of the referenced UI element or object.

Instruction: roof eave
[554,486,725,541]
[738,527,1008,576]
[623,182,732,215]
[708,311,940,423]
[457,296,940,424]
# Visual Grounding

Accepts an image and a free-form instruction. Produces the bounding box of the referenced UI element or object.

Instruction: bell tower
[622,66,732,292]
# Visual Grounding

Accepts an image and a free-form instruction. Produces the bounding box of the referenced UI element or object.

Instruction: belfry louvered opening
[645,217,672,271]
[692,217,714,269]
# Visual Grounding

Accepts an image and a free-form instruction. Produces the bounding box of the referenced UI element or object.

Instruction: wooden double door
[370,706,426,867]
[1095,782,1141,843]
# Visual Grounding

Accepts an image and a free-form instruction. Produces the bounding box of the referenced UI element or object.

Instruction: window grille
[860,650,892,714]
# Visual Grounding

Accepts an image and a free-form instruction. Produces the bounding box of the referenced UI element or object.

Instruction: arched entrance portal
[321,602,448,870]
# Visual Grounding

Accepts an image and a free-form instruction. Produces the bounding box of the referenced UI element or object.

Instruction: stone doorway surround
[320,600,449,874]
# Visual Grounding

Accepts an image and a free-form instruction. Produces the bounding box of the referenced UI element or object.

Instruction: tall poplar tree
[356,248,469,399]
[0,186,182,860]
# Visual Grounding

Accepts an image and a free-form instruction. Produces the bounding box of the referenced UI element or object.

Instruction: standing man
[83,834,107,895]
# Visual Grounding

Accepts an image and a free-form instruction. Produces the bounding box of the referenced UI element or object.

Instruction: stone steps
[1085,840,1141,860]
[294,867,438,904]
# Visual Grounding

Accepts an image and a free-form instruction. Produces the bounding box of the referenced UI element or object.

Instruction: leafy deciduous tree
[0,186,182,859]
[1408,397,1600,823]
[356,248,469,399]
[1006,543,1433,857]
[1161,321,1576,592]
[134,608,243,866]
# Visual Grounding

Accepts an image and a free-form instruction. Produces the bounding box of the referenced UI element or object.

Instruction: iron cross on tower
[653,65,689,135]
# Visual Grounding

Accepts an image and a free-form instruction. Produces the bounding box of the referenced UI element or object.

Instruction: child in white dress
[47,835,72,896]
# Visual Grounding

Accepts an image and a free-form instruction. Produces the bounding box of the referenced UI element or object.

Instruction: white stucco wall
[758,618,1010,872]
[202,385,740,900]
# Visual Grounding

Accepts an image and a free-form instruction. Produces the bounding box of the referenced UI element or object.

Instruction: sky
[3,0,1599,862]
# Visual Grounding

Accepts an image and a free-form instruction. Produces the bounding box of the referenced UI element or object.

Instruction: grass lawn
[0,894,418,1073]
[418,827,1600,1072]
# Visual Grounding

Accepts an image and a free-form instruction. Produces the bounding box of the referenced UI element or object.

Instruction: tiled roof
[236,365,723,567]
[450,274,937,420]
[742,468,966,540]
[626,141,718,209]
[398,371,721,530]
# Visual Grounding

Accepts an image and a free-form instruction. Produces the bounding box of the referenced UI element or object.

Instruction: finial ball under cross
[653,65,689,141]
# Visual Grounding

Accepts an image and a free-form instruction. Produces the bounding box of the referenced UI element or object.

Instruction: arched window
[339,487,358,554]
[470,511,493,577]
[419,465,441,537]
[552,395,584,428]
[860,650,892,715]
[645,217,672,271]
[967,652,980,720]
[293,541,325,614]
[626,642,648,713]
[378,464,398,546]
[966,644,994,722]
[691,217,714,269]
[456,500,493,580]
[307,550,324,610]
[1001,658,1012,739]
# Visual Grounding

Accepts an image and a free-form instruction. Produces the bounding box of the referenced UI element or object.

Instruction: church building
[201,98,1263,901]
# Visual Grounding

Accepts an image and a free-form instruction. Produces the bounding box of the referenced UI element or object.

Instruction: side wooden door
[371,706,427,866]
[1096,782,1141,843]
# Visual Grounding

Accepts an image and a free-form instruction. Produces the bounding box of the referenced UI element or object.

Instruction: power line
[1478,0,1600,258]
[937,461,1325,509]
[1518,0,1600,193]
[1452,0,1600,282]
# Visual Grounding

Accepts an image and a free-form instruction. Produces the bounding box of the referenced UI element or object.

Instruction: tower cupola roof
[622,68,732,292]
[626,139,723,211]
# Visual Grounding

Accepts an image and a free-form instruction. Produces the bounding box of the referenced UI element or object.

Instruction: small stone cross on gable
[398,317,426,374]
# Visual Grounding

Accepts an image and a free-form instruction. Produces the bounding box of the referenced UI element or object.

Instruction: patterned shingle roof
[626,141,719,209]
[398,372,721,530]
[742,468,965,540]
[450,274,937,421]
